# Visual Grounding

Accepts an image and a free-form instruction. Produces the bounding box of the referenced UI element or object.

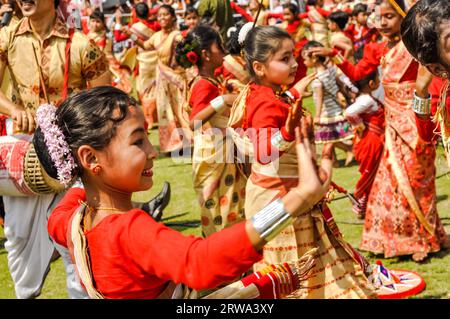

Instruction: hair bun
[238,22,254,46]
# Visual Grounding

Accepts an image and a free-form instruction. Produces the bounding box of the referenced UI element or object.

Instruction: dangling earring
[441,73,448,79]
[93,165,102,175]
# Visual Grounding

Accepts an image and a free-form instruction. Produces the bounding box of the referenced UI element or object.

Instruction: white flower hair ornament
[238,22,254,47]
[227,26,237,39]
[36,103,77,187]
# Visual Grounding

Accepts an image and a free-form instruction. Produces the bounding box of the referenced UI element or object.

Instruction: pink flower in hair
[36,103,77,187]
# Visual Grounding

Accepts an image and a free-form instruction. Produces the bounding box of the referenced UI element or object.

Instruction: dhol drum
[0,135,65,196]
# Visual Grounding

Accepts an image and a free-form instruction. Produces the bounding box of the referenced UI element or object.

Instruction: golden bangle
[331,53,345,65]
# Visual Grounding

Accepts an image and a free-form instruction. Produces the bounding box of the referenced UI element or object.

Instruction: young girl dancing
[228,25,376,298]
[130,4,191,154]
[175,26,247,236]
[302,40,354,166]
[40,86,329,299]
[344,71,385,219]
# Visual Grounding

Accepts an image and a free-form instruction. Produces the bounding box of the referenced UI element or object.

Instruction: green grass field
[1,101,449,299]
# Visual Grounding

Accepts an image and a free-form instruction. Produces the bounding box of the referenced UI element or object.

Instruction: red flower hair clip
[186,51,199,65]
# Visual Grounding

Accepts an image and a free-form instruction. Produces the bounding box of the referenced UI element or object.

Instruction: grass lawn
[1,98,449,299]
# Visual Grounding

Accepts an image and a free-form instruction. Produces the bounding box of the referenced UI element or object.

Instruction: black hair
[175,25,223,68]
[158,4,177,19]
[200,10,215,26]
[185,5,199,17]
[90,9,106,26]
[328,11,349,30]
[282,3,299,18]
[401,0,449,66]
[355,70,378,91]
[54,0,60,9]
[243,26,293,78]
[307,0,318,6]
[353,3,368,17]
[226,21,246,55]
[33,87,138,179]
[135,2,149,20]
[302,40,326,63]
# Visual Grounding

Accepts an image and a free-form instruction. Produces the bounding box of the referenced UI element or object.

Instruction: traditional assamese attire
[344,93,385,216]
[144,29,192,153]
[188,76,247,236]
[227,83,376,298]
[48,187,262,299]
[305,6,330,48]
[87,28,132,95]
[129,20,158,128]
[330,31,355,64]
[0,17,109,298]
[334,40,448,257]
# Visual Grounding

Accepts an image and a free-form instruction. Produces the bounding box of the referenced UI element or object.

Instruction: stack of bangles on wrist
[330,48,344,65]
[210,96,226,113]
[412,91,431,115]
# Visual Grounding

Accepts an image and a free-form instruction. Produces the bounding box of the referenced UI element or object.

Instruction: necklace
[94,207,124,212]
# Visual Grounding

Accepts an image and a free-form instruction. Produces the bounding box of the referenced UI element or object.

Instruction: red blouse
[48,188,262,299]
[415,77,450,142]
[337,42,418,83]
[189,78,221,120]
[245,83,300,164]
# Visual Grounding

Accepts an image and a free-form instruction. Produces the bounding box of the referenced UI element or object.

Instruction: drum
[0,135,65,196]
[372,261,426,299]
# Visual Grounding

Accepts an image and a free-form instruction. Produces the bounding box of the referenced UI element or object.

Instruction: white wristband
[115,23,122,31]
[130,34,138,42]
[210,96,226,112]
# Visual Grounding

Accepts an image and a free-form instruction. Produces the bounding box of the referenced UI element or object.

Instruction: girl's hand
[285,98,303,137]
[292,126,332,209]
[313,116,320,124]
[0,4,13,17]
[293,72,317,97]
[415,64,434,98]
[307,47,333,58]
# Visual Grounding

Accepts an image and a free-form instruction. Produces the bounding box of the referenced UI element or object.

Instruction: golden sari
[307,8,330,48]
[360,42,448,257]
[189,77,247,236]
[130,22,158,127]
[146,30,192,153]
[227,86,376,299]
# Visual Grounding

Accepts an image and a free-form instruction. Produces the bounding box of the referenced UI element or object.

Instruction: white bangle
[130,34,138,42]
[251,198,293,242]
[412,91,431,115]
[210,96,226,113]
[271,130,294,152]
[114,24,122,31]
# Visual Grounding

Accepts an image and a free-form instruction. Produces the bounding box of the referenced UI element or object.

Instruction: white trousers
[3,193,88,299]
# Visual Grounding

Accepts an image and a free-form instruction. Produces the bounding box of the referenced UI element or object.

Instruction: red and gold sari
[146,30,192,153]
[360,42,448,257]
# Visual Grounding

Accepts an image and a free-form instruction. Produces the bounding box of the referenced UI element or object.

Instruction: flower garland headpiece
[36,103,77,187]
